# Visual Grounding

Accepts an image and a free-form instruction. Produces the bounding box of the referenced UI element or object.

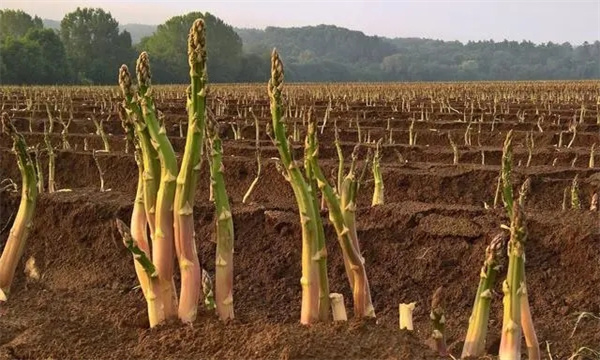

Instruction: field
[0,81,599,359]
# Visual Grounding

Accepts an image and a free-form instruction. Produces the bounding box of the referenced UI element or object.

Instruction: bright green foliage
[0,10,43,41]
[60,7,134,84]
[138,12,243,83]
[1,28,70,84]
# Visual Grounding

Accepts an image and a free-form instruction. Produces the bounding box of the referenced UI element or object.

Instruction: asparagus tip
[115,218,131,247]
[118,65,133,98]
[268,49,284,97]
[136,51,152,88]
[188,18,207,70]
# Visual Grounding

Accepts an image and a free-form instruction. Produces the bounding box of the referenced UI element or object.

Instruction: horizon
[4,0,600,45]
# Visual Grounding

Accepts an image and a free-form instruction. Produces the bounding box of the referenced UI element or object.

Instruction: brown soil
[1,82,599,359]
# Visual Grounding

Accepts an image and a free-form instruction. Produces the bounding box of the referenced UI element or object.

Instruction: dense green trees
[0,8,599,84]
[60,7,134,84]
[0,10,69,84]
[138,12,243,83]
[0,10,43,42]
[241,27,600,82]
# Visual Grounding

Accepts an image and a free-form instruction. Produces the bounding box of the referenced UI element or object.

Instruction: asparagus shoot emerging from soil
[498,201,527,360]
[92,116,110,152]
[116,218,164,327]
[449,133,459,165]
[308,125,375,319]
[571,175,581,210]
[371,139,384,206]
[517,179,540,360]
[501,131,514,217]
[0,112,38,300]
[498,138,539,360]
[136,51,179,319]
[268,49,320,324]
[33,145,43,194]
[202,268,216,311]
[91,150,108,192]
[116,219,157,278]
[304,108,331,321]
[207,120,235,321]
[44,128,56,193]
[430,287,448,356]
[173,18,207,323]
[461,233,506,358]
[118,69,164,327]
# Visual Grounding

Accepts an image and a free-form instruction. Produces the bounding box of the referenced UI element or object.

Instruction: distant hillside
[123,23,157,44]
[236,25,396,65]
[236,25,599,81]
[42,18,59,30]
[43,18,156,43]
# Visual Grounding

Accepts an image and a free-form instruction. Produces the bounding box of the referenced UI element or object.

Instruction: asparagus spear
[0,113,38,300]
[136,51,179,319]
[461,233,506,357]
[208,121,235,321]
[498,201,527,359]
[268,49,320,324]
[307,119,375,318]
[173,18,207,323]
[304,109,330,321]
[119,65,160,238]
[498,132,539,360]
[371,139,384,206]
[116,218,164,327]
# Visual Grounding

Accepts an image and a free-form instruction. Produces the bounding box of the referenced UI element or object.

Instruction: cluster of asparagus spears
[268,49,375,324]
[117,19,234,327]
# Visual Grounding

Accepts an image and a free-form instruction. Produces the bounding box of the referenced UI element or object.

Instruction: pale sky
[4,0,600,44]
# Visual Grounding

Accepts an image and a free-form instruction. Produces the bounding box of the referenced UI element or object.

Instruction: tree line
[1,8,598,85]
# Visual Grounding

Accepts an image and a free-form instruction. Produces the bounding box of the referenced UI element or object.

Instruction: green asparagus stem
[136,51,179,320]
[304,109,330,322]
[33,145,43,194]
[371,139,384,206]
[498,136,538,359]
[334,125,344,194]
[0,113,38,300]
[44,129,55,193]
[268,49,320,324]
[498,201,527,360]
[335,134,356,290]
[118,68,164,327]
[208,122,235,321]
[116,218,164,327]
[307,129,375,318]
[340,145,374,317]
[517,178,540,360]
[119,65,160,237]
[501,131,514,217]
[461,233,506,358]
[174,18,206,323]
[116,218,157,279]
